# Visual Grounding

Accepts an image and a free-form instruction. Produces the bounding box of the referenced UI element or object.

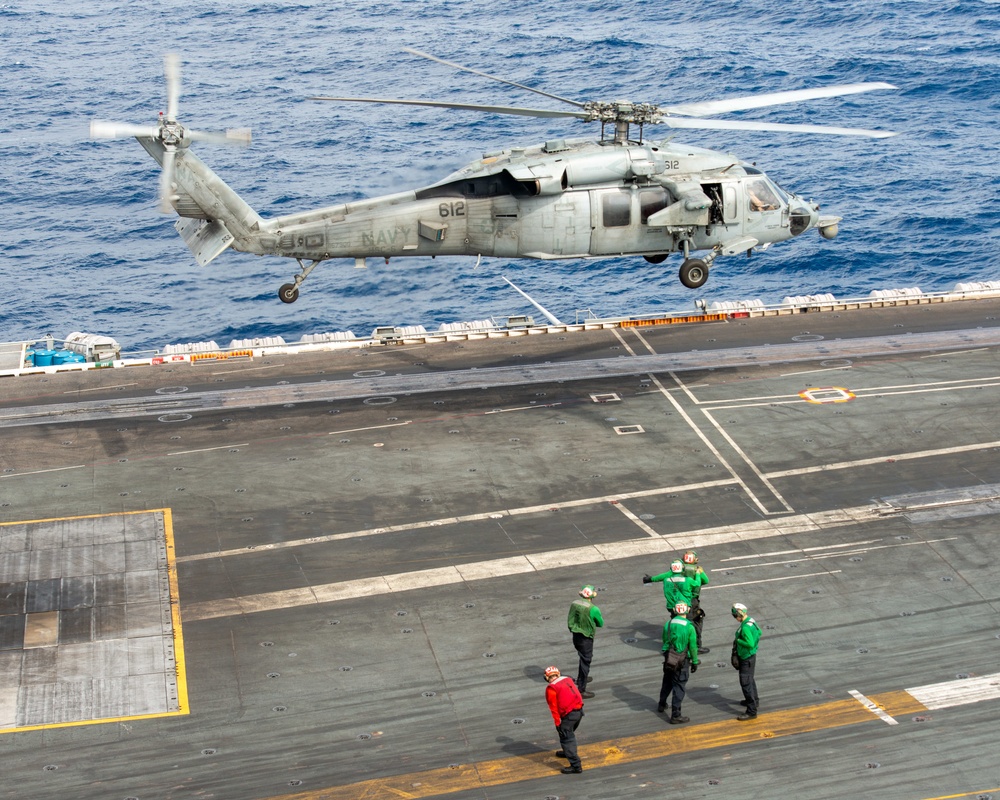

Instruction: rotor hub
[158,114,185,147]
[581,100,664,125]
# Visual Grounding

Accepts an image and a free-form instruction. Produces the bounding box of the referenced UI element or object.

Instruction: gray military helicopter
[91,51,896,303]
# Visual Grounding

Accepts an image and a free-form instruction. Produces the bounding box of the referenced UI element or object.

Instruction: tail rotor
[90,53,252,213]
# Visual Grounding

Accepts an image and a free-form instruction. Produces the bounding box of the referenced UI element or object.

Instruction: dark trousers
[556,708,584,768]
[739,654,759,715]
[691,597,705,648]
[659,658,690,718]
[572,632,593,691]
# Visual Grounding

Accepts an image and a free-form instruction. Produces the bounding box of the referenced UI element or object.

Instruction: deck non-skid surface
[0,511,186,732]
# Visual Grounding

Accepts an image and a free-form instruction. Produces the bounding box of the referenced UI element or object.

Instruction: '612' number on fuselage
[439,201,465,218]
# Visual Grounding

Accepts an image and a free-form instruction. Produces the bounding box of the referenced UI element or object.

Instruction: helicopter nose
[816,207,842,240]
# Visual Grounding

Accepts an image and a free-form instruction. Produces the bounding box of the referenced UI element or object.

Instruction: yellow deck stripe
[163,507,190,716]
[264,690,927,800]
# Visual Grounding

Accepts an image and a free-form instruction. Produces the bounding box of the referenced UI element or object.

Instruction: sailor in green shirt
[683,550,710,654]
[567,585,603,698]
[643,559,696,613]
[731,602,761,720]
[658,601,699,724]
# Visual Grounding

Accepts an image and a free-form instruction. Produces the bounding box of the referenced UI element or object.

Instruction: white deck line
[849,689,898,725]
[906,672,1000,710]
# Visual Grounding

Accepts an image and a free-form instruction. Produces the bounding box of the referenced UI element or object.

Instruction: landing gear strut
[278,258,323,304]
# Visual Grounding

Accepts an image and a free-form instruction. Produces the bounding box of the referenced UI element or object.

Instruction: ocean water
[1,0,999,352]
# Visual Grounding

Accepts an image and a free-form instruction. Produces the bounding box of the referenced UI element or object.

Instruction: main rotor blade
[661,116,898,138]
[90,120,160,139]
[186,127,253,146]
[663,82,898,118]
[310,95,588,120]
[164,53,181,122]
[403,47,586,109]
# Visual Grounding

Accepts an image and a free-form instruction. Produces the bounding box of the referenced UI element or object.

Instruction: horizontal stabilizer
[175,218,235,266]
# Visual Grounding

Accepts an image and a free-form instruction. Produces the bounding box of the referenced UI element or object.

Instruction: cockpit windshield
[746,177,782,212]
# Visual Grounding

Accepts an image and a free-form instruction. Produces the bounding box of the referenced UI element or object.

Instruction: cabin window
[639,188,670,223]
[723,186,738,221]
[602,191,631,227]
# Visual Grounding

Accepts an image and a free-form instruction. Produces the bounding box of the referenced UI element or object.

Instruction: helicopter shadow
[685,682,744,715]
[621,619,668,652]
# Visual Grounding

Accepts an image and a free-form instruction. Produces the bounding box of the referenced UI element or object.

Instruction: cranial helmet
[544,666,561,679]
[670,560,684,573]
[674,602,689,615]
[731,602,748,617]
[579,585,597,598]
[683,550,699,564]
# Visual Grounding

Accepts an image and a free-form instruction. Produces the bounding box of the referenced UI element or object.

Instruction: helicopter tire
[679,258,709,289]
[278,283,300,304]
[643,253,669,265]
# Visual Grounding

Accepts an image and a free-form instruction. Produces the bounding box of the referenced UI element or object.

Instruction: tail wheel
[278,283,300,304]
[679,258,709,289]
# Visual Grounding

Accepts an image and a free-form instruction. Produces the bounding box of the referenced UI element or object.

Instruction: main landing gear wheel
[278,283,300,304]
[679,258,709,289]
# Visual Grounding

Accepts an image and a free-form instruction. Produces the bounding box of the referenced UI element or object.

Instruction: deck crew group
[544,550,761,774]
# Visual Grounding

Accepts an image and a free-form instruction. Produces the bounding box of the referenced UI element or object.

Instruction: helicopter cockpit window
[639,188,671,223]
[602,191,631,228]
[747,178,780,212]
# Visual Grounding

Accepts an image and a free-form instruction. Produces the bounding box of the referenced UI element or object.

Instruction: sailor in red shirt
[543,665,585,773]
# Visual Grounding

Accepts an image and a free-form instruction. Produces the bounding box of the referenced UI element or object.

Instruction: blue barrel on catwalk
[52,350,86,365]
[33,349,56,366]
[23,349,34,367]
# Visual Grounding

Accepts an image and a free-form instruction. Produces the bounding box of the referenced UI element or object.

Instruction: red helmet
[683,550,698,564]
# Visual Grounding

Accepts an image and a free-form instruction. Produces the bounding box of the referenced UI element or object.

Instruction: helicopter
[90,51,897,304]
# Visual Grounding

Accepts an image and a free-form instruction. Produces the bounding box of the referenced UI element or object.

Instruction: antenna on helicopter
[90,54,251,213]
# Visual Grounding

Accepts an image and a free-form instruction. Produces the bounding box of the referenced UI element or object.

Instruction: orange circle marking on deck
[799,387,856,404]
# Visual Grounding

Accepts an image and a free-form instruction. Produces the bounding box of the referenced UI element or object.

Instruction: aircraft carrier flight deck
[1,294,999,800]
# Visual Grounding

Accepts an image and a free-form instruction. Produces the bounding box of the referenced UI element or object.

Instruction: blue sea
[2,0,999,353]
